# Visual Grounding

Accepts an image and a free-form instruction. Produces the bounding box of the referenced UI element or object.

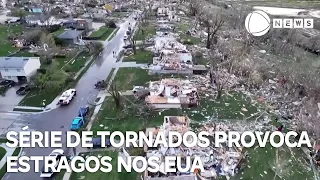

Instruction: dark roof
[58,30,83,39]
[25,14,49,22]
[0,57,36,68]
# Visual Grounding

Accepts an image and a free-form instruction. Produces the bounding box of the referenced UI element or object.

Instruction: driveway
[0,86,25,111]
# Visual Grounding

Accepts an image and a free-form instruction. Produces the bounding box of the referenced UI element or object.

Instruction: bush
[37,68,46,74]
[107,21,117,28]
[54,37,65,46]
[64,65,71,72]
[182,39,194,45]
[195,51,203,58]
[54,54,67,58]
[45,25,62,33]
[65,76,74,84]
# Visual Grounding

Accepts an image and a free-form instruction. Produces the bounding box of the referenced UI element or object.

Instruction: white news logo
[245,10,314,36]
[273,19,313,28]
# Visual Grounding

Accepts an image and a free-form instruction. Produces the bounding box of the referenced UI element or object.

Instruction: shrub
[37,68,46,74]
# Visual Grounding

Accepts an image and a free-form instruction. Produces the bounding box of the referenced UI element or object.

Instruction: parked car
[78,106,90,117]
[88,137,111,149]
[123,44,133,49]
[58,89,76,105]
[40,149,64,178]
[123,34,129,41]
[0,80,16,87]
[16,85,31,95]
[70,117,85,130]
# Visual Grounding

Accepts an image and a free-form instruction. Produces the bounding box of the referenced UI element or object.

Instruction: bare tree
[209,40,238,99]
[107,82,122,109]
[198,7,225,49]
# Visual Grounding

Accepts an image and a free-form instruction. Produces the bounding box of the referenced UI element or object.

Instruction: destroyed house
[144,116,197,180]
[150,51,193,74]
[145,79,199,109]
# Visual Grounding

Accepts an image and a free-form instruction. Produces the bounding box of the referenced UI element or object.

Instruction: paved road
[3,13,138,180]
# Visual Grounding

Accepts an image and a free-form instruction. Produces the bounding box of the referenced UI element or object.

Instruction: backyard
[0,24,23,56]
[69,151,137,180]
[122,50,153,63]
[230,143,314,180]
[134,25,156,41]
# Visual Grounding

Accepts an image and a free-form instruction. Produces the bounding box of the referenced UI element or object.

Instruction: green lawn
[90,27,108,37]
[12,50,37,57]
[0,147,6,161]
[100,28,116,40]
[70,151,137,180]
[112,67,164,91]
[230,143,314,180]
[0,24,23,56]
[0,147,21,179]
[135,25,156,41]
[89,27,115,40]
[122,50,152,63]
[19,88,60,107]
[64,52,91,72]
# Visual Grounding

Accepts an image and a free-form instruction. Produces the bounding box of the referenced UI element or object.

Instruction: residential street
[3,14,137,180]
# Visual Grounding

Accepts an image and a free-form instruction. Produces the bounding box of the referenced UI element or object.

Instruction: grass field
[64,52,91,72]
[0,24,23,56]
[123,50,153,63]
[69,151,137,180]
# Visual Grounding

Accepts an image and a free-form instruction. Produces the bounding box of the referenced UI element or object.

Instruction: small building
[57,30,84,45]
[0,57,41,82]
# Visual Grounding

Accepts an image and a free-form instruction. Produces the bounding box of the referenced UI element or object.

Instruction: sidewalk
[13,106,44,111]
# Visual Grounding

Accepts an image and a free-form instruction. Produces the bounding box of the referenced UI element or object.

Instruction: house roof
[29,8,43,13]
[58,30,83,39]
[0,57,36,68]
[25,14,49,22]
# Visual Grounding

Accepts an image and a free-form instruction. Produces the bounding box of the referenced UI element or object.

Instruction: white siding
[23,57,40,77]
[0,68,26,77]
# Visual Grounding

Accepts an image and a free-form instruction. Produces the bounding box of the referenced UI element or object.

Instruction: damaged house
[145,78,199,109]
[144,116,197,180]
[144,117,245,180]
[150,35,206,75]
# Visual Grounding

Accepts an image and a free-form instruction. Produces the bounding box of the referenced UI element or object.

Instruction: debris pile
[144,116,245,180]
[145,78,199,109]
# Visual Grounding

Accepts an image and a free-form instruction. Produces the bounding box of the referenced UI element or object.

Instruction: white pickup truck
[40,149,64,178]
[58,89,76,105]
